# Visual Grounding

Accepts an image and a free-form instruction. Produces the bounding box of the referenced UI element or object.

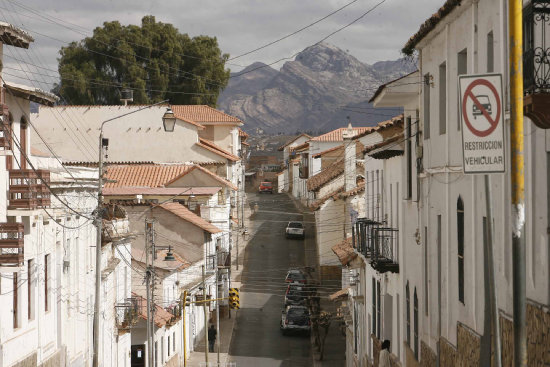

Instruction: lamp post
[92,101,176,367]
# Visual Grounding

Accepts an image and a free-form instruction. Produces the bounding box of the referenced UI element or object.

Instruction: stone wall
[457,323,480,366]
[420,340,436,367]
[500,301,550,366]
[40,347,66,367]
[371,334,400,367]
[439,338,458,366]
[165,353,179,367]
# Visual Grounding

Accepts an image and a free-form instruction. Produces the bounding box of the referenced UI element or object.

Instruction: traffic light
[229,288,240,309]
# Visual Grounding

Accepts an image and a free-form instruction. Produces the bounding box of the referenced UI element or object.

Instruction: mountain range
[218,43,416,134]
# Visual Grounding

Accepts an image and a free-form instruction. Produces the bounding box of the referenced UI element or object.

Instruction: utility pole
[145,220,154,367]
[216,247,221,365]
[92,133,105,367]
[202,265,208,364]
[509,0,527,366]
[182,290,188,367]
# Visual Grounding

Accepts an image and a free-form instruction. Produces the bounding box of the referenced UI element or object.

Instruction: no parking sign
[459,74,505,174]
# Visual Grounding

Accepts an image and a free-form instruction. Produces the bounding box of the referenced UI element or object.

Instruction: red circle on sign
[461,79,501,137]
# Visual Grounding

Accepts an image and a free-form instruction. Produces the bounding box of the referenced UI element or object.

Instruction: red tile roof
[171,105,243,125]
[104,164,193,188]
[103,187,220,196]
[363,134,405,159]
[338,182,365,199]
[353,115,404,139]
[133,292,177,328]
[310,186,345,211]
[402,0,462,55]
[307,159,345,192]
[311,127,373,142]
[158,202,221,234]
[239,128,249,138]
[331,237,357,266]
[312,145,343,158]
[165,163,238,190]
[196,138,240,162]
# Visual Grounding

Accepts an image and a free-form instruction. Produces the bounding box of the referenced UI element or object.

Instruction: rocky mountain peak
[292,42,364,73]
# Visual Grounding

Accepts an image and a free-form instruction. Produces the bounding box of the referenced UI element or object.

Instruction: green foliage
[55,16,230,105]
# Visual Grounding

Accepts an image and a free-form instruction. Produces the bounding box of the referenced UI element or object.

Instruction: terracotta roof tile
[331,237,357,266]
[171,105,243,125]
[238,128,249,138]
[104,164,193,188]
[307,159,345,192]
[311,127,374,142]
[310,186,345,210]
[158,202,222,234]
[165,163,238,190]
[402,0,462,55]
[197,138,240,162]
[133,292,176,328]
[338,182,366,199]
[353,115,404,139]
[312,145,343,158]
[363,134,404,158]
[103,187,220,196]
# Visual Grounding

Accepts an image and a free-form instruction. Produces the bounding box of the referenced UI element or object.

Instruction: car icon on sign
[473,95,492,118]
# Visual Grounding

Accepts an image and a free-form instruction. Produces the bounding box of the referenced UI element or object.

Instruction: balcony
[8,169,51,210]
[0,223,25,267]
[352,218,381,258]
[523,0,550,128]
[0,120,11,151]
[115,297,139,334]
[371,227,399,273]
[206,250,230,271]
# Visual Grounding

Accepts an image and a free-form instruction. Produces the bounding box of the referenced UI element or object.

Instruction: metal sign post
[459,73,504,367]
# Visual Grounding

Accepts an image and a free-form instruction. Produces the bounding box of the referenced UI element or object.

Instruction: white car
[285,221,305,239]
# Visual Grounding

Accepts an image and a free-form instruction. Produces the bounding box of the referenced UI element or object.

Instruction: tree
[54,16,230,105]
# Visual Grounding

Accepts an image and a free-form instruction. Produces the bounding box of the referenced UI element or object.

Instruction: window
[372,278,376,339]
[45,254,50,312]
[155,341,158,367]
[457,49,468,130]
[423,73,431,139]
[424,227,429,316]
[414,288,419,360]
[167,336,170,357]
[406,117,412,199]
[439,62,447,135]
[173,332,176,352]
[28,260,34,320]
[457,197,465,304]
[13,272,19,328]
[376,280,381,339]
[487,31,494,72]
[406,281,410,346]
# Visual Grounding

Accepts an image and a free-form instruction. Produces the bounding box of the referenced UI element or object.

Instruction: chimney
[343,123,356,192]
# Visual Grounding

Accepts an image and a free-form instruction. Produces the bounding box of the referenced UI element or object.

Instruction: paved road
[229,192,313,367]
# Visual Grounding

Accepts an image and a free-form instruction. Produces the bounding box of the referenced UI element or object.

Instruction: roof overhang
[371,71,419,108]
[4,81,59,106]
[0,22,33,48]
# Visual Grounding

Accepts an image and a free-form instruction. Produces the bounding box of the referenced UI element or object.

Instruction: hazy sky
[0,0,443,91]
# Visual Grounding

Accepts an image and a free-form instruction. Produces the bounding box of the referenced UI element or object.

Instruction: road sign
[459,74,505,174]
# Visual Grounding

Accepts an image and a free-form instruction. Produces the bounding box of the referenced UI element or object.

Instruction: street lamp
[93,100,174,367]
[162,107,177,132]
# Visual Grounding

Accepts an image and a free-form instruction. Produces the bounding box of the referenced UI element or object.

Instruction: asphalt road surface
[229,192,313,367]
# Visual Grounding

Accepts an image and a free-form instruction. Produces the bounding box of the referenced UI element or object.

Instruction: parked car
[285,221,305,239]
[285,269,307,284]
[284,283,308,306]
[281,305,311,336]
[258,181,273,194]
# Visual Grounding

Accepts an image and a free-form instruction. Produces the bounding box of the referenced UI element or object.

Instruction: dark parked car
[284,283,308,306]
[280,305,311,335]
[285,269,307,284]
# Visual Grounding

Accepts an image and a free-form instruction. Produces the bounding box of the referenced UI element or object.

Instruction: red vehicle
[258,181,273,194]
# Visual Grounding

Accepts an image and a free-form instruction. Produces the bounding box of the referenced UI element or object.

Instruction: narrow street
[228,192,313,366]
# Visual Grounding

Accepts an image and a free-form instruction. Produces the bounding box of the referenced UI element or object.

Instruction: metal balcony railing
[206,251,230,271]
[352,218,381,258]
[371,227,399,273]
[115,297,139,333]
[8,169,51,210]
[0,222,25,266]
[0,121,11,150]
